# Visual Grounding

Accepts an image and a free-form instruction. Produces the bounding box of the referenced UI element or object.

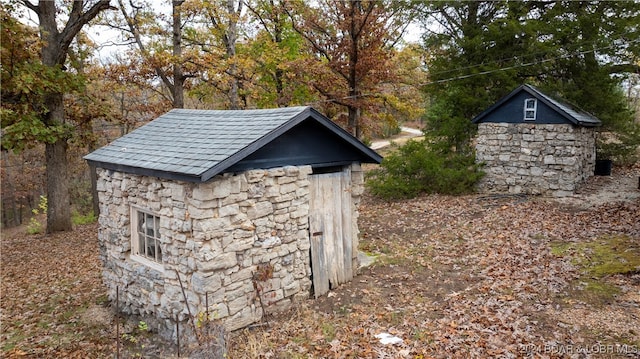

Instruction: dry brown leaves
[1,170,639,358]
[230,181,639,357]
[1,223,115,358]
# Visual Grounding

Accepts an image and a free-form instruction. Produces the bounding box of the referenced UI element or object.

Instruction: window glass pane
[147,238,155,259]
[145,213,155,236]
[138,213,145,233]
[133,209,162,264]
[156,241,162,261]
[153,217,159,238]
[525,110,535,119]
[525,99,536,109]
[139,234,146,255]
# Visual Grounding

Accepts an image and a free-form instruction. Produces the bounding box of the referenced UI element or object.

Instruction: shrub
[366,139,484,200]
[72,210,97,225]
[27,195,47,235]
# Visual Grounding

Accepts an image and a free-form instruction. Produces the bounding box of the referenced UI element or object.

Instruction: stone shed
[473,84,601,197]
[84,106,381,340]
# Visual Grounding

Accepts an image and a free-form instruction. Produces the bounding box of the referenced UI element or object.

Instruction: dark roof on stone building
[472,84,602,127]
[85,106,381,183]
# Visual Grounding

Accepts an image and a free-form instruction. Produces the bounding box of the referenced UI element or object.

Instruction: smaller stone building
[473,84,601,197]
[84,107,381,340]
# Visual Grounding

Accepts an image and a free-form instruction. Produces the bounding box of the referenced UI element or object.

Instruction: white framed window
[524,98,537,121]
[131,207,164,271]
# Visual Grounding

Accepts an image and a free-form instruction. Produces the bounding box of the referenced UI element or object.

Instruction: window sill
[130,254,165,273]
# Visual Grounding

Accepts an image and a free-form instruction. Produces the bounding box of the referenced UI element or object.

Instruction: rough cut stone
[191,272,222,294]
[93,162,363,344]
[199,252,237,272]
[476,123,595,197]
[247,201,273,219]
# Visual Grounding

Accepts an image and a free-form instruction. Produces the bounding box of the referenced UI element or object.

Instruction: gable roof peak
[472,84,602,127]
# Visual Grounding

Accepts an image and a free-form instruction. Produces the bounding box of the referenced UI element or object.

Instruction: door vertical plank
[324,211,338,287]
[326,174,342,284]
[341,168,353,281]
[309,213,328,298]
[309,169,354,295]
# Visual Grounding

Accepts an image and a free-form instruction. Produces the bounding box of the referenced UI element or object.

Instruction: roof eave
[522,85,603,127]
[576,120,602,127]
[86,159,204,183]
[197,107,382,182]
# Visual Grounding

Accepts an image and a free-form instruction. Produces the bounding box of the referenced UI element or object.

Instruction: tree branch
[58,0,115,63]
[284,5,332,61]
[608,63,640,75]
[21,0,38,12]
[244,1,274,40]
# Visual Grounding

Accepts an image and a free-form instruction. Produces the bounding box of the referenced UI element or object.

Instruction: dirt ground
[1,165,639,358]
[553,165,640,210]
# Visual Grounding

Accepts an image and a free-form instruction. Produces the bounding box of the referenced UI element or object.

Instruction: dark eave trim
[86,160,202,183]
[524,85,601,127]
[306,107,383,164]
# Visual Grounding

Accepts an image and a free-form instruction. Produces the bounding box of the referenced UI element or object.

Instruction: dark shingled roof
[472,84,602,127]
[84,106,381,182]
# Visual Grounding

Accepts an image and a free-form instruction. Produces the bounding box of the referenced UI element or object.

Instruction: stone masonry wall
[96,165,319,341]
[475,123,596,197]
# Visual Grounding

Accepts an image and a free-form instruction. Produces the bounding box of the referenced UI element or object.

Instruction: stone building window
[524,98,537,121]
[131,207,163,270]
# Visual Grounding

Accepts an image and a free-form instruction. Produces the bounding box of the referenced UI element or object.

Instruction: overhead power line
[305,38,640,106]
[421,38,640,86]
[425,36,636,78]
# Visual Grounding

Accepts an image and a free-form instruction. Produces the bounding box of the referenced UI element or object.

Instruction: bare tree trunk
[42,96,71,229]
[2,151,16,227]
[45,136,72,233]
[226,0,240,110]
[41,10,73,233]
[273,7,285,107]
[348,1,361,139]
[173,0,184,108]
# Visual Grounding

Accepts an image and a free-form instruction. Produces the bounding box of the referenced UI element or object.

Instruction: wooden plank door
[309,169,353,298]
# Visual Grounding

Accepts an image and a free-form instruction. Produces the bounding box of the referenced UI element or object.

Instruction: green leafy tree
[534,1,640,162]
[366,1,526,200]
[420,1,537,154]
[244,0,313,107]
[2,0,114,233]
